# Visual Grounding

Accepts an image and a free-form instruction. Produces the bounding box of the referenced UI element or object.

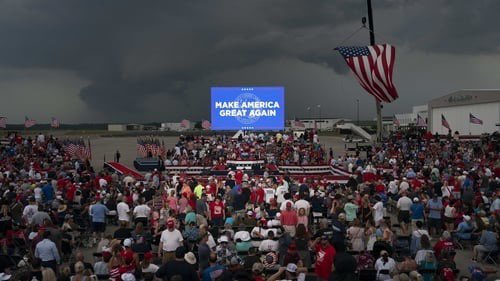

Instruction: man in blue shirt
[410,197,424,229]
[453,215,474,240]
[90,200,109,242]
[42,181,54,204]
[472,225,498,262]
[202,252,224,281]
[35,230,60,273]
[426,194,443,237]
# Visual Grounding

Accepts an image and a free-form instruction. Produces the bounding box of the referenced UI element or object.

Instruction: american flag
[202,120,211,130]
[136,140,147,157]
[0,117,6,129]
[24,116,36,128]
[393,115,400,126]
[180,119,190,128]
[292,118,305,128]
[62,139,91,159]
[336,45,398,103]
[416,114,427,127]
[441,114,451,130]
[469,113,483,125]
[51,117,60,128]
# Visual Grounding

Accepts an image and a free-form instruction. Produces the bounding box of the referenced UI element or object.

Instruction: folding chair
[483,249,498,266]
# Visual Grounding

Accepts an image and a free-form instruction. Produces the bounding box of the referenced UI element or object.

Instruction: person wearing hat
[452,214,474,241]
[94,250,112,276]
[268,263,307,281]
[158,219,184,264]
[410,197,424,231]
[155,246,199,281]
[235,231,252,253]
[215,235,234,266]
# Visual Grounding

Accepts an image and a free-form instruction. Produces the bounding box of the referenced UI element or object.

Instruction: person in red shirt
[433,231,455,260]
[251,184,265,205]
[209,196,225,226]
[280,202,298,237]
[312,235,336,281]
[234,170,243,185]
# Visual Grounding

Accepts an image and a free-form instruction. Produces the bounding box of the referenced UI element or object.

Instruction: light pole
[356,99,360,126]
[366,0,383,142]
[307,107,311,128]
[317,104,321,131]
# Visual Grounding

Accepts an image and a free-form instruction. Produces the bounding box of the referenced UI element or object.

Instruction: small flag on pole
[292,118,305,128]
[335,44,399,103]
[416,114,427,127]
[201,120,211,130]
[441,114,451,130]
[469,113,483,125]
[393,115,400,126]
[0,117,6,129]
[51,117,60,128]
[24,116,36,128]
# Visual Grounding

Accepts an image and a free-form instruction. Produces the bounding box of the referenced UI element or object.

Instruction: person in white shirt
[158,219,184,263]
[294,197,310,216]
[133,198,151,227]
[399,178,410,194]
[373,196,384,226]
[258,231,279,252]
[23,197,38,225]
[396,193,413,233]
[374,250,396,281]
[264,187,275,204]
[116,197,130,225]
[276,184,287,204]
[34,184,43,203]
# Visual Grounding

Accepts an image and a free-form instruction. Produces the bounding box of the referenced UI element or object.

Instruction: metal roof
[428,90,500,109]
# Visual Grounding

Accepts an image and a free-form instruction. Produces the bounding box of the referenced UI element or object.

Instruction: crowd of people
[163,131,326,167]
[0,130,498,281]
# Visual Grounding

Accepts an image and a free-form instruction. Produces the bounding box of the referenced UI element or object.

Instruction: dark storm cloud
[0,0,497,121]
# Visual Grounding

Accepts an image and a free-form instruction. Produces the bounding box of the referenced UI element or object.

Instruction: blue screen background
[211,87,285,130]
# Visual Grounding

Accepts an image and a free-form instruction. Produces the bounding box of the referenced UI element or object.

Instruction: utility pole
[367,0,383,142]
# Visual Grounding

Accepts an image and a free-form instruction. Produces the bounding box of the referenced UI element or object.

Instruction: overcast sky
[0,0,499,123]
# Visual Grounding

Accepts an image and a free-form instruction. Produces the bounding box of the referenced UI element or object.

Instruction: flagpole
[366,0,383,142]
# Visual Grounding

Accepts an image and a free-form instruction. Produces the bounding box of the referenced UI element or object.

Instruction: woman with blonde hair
[41,267,57,281]
[71,261,92,281]
[347,218,365,252]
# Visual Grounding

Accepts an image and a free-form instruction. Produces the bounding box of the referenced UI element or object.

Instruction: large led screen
[211,87,284,130]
